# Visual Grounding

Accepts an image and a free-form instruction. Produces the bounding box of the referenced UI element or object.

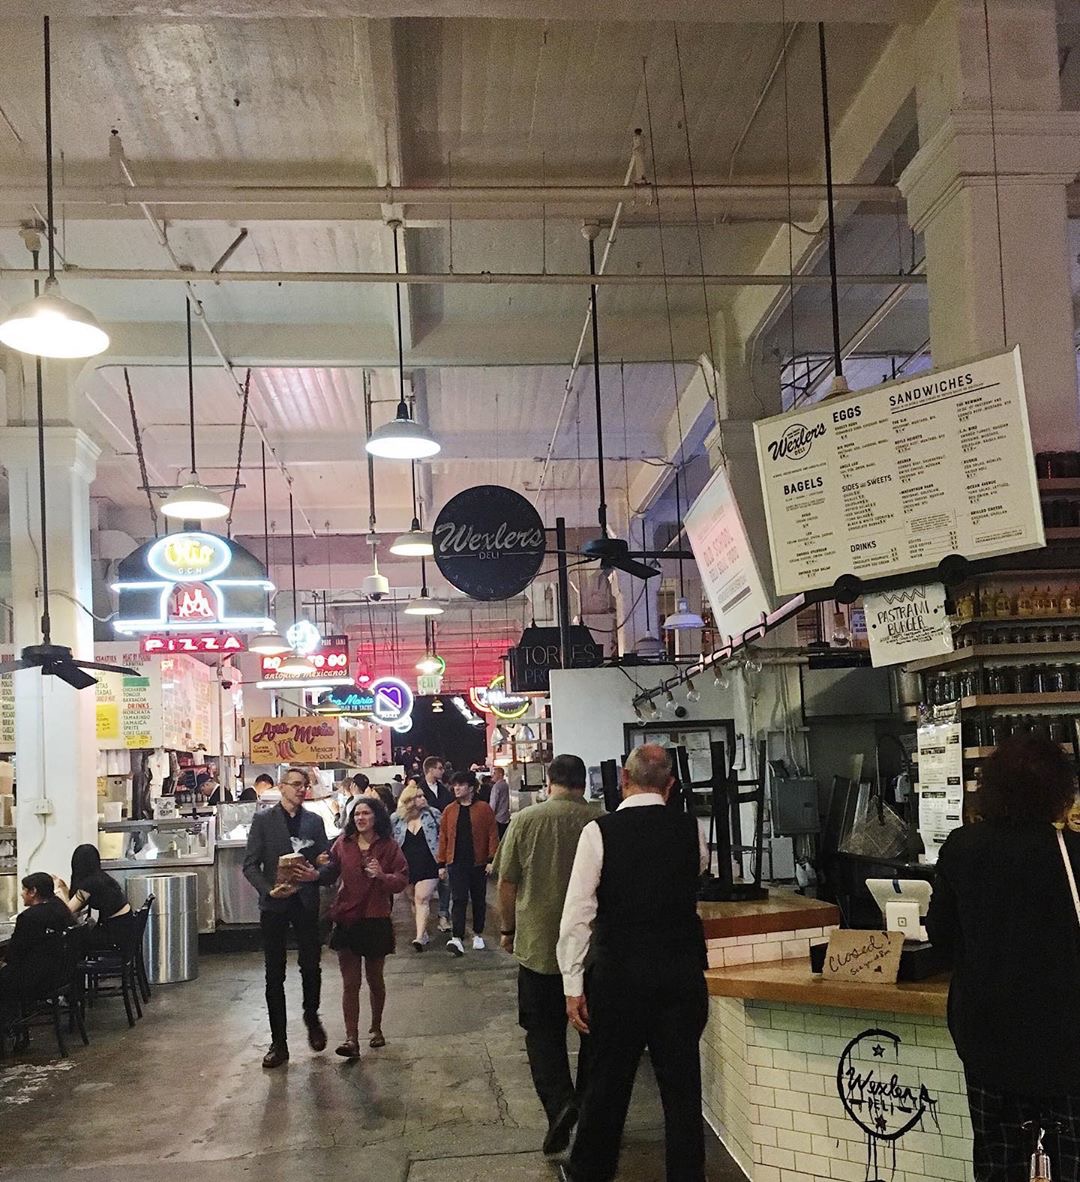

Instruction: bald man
[556,744,708,1182]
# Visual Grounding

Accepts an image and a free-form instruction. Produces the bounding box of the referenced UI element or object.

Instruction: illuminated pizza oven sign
[148,533,232,581]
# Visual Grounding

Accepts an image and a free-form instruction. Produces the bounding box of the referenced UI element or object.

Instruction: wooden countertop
[698,891,840,940]
[705,957,949,1017]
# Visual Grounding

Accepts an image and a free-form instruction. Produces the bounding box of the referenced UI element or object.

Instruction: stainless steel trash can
[127,872,199,984]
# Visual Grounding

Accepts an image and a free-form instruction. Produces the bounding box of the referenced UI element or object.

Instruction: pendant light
[277,491,315,676]
[390,459,434,556]
[404,555,443,617]
[662,469,704,631]
[161,298,228,520]
[249,442,289,656]
[818,22,849,400]
[361,371,392,599]
[365,221,439,459]
[0,19,108,360]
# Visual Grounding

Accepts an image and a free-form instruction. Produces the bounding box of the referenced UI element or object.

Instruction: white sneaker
[447,937,465,957]
[437,915,452,933]
[472,936,486,950]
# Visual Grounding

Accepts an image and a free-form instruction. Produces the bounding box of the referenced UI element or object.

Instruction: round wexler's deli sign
[433,485,546,601]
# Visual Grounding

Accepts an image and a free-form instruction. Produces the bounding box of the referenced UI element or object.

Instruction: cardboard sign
[864,583,954,668]
[821,930,904,985]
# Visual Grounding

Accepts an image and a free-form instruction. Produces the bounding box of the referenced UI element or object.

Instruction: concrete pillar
[899,0,1080,449]
[2,352,100,879]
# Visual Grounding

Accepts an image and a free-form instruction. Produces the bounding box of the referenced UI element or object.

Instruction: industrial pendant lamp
[161,299,228,521]
[404,556,443,617]
[662,467,704,631]
[278,491,315,675]
[390,458,434,557]
[365,221,439,460]
[0,19,108,360]
[249,442,289,656]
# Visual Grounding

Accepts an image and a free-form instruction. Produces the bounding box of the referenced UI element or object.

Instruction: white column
[899,0,1080,449]
[3,423,100,879]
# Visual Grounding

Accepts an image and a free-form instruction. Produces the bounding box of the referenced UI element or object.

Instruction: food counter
[698,894,971,1182]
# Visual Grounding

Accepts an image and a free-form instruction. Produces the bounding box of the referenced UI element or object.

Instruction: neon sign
[469,674,530,720]
[370,677,413,726]
[259,635,352,687]
[141,634,247,655]
[148,533,232,581]
[286,620,322,656]
[315,688,376,716]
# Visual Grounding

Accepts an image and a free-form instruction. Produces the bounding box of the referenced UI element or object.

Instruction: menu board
[248,715,341,764]
[160,654,217,753]
[684,464,773,643]
[93,644,159,749]
[917,701,964,863]
[753,349,1044,596]
[0,648,15,751]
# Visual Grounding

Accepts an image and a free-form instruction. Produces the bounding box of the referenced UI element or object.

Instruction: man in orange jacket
[437,770,499,956]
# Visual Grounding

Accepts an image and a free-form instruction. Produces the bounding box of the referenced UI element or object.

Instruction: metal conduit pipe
[532,132,646,505]
[109,132,317,535]
[0,180,898,210]
[0,266,926,288]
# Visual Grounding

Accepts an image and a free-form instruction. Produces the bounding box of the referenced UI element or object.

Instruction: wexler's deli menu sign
[753,349,1044,597]
[433,485,546,601]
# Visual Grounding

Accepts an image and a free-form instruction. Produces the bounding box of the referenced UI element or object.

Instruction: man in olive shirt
[494,754,600,1156]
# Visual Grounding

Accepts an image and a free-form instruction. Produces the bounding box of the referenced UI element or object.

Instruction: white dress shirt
[556,792,709,996]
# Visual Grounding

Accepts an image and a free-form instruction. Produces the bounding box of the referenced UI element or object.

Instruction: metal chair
[133,893,154,1003]
[1,928,89,1059]
[79,898,153,1028]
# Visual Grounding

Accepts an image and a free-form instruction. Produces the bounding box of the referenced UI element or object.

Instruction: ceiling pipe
[108,131,317,536]
[0,266,923,288]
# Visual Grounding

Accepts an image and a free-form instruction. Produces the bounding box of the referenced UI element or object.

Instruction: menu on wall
[0,648,15,751]
[93,644,159,749]
[684,464,773,643]
[753,348,1044,597]
[161,654,217,753]
[917,701,964,862]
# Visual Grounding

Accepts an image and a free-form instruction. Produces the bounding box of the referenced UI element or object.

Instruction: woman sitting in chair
[0,872,73,1027]
[55,844,136,953]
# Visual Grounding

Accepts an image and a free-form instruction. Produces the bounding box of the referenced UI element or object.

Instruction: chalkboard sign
[433,485,547,601]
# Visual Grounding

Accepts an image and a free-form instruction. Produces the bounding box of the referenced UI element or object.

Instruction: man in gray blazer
[243,767,332,1069]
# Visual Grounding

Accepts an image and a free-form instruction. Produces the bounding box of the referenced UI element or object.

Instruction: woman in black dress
[56,844,137,953]
[392,781,442,952]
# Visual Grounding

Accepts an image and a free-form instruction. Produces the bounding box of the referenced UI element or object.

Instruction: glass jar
[990,715,1012,746]
[958,667,984,698]
[986,666,1014,695]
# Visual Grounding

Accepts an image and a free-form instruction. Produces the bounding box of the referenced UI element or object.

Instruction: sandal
[368,1031,386,1049]
[335,1040,361,1059]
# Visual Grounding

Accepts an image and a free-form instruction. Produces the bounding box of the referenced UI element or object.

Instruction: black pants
[518,965,589,1124]
[260,899,322,1046]
[967,1074,1080,1181]
[498,821,510,841]
[569,952,709,1182]
[448,863,487,938]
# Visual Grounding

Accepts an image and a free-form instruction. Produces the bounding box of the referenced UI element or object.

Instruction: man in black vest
[556,744,708,1182]
[243,766,332,1069]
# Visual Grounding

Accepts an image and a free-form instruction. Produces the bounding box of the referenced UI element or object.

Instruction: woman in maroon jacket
[325,796,408,1059]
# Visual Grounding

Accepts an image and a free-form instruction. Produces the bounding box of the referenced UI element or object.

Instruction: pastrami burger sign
[433,485,546,601]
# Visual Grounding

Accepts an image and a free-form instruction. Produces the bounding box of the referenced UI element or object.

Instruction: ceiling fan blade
[0,659,32,675]
[48,663,98,690]
[609,556,661,580]
[73,661,141,677]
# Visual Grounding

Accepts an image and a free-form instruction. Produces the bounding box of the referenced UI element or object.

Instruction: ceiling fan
[0,25,137,690]
[572,228,668,581]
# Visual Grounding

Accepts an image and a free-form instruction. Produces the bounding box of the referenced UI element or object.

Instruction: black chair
[133,893,154,1004]
[0,929,89,1059]
[79,899,152,1028]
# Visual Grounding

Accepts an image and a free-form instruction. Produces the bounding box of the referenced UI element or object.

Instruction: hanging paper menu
[753,348,1044,596]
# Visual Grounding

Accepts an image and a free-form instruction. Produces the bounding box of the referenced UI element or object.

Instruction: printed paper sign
[753,348,1044,596]
[863,583,954,668]
[684,464,773,643]
[822,930,904,984]
[917,702,964,861]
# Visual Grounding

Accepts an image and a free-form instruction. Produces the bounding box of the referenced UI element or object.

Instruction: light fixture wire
[981,0,1008,349]
[817,22,844,385]
[186,296,197,476]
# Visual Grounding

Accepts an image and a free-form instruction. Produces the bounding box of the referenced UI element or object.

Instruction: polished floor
[0,899,742,1181]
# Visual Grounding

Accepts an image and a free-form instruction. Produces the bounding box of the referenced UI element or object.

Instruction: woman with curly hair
[324,796,407,1059]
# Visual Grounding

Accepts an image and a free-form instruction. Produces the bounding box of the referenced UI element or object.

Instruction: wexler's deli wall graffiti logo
[836,1028,939,1181]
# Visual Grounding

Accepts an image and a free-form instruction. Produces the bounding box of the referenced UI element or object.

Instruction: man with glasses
[243,766,333,1069]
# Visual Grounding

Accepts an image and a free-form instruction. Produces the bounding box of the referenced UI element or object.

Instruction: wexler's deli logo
[767,421,826,463]
[836,1028,939,1181]
[433,485,547,601]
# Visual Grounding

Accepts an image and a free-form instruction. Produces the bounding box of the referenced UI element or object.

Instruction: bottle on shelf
[992,586,1013,618]
[1017,586,1035,617]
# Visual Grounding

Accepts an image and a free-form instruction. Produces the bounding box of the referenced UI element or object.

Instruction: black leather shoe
[305,1014,328,1052]
[543,1103,579,1156]
[262,1043,289,1069]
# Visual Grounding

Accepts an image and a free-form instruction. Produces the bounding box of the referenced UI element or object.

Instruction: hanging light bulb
[249,631,290,656]
[0,22,107,360]
[685,677,701,704]
[745,651,763,675]
[663,596,705,631]
[160,478,229,521]
[663,689,678,714]
[365,222,440,460]
[389,520,434,557]
[277,651,316,677]
[416,653,445,676]
[712,664,731,691]
[642,698,659,721]
[403,590,443,616]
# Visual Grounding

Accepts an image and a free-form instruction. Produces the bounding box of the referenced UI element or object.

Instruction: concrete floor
[0,899,743,1182]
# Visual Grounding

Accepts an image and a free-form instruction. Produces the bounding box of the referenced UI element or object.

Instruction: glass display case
[98,816,216,868]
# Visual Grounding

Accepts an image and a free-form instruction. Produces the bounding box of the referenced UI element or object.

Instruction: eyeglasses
[284,779,307,789]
